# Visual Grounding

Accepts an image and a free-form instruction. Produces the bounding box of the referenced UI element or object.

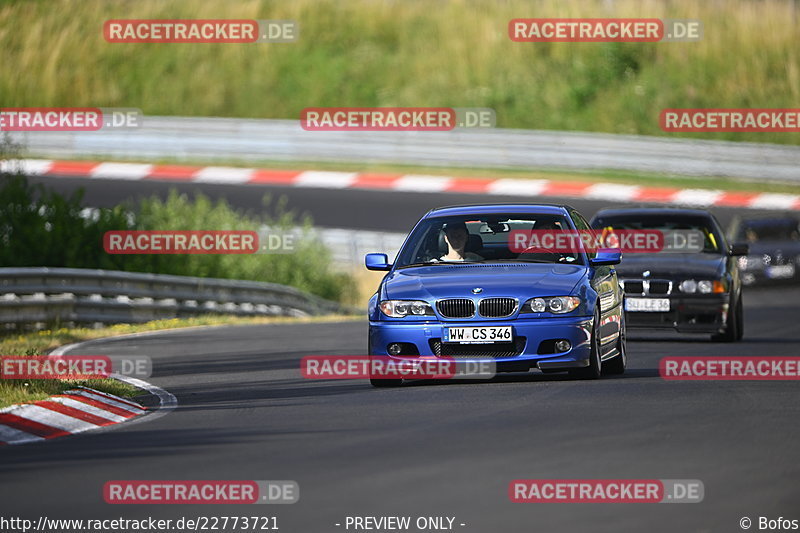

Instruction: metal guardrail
[10,116,800,182]
[0,267,351,328]
[314,227,406,267]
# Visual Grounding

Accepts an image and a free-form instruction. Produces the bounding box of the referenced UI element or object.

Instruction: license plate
[766,264,795,279]
[443,326,513,344]
[625,298,670,312]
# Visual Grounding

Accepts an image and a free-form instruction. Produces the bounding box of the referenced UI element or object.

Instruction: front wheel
[711,293,742,343]
[570,307,602,380]
[603,311,627,375]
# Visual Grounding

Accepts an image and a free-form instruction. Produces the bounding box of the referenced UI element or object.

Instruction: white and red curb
[0,386,146,445]
[3,158,799,211]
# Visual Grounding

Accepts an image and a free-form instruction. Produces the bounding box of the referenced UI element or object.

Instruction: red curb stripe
[446,178,495,193]
[0,413,70,439]
[716,191,761,207]
[35,400,116,426]
[352,173,403,189]
[632,187,682,202]
[248,169,302,184]
[47,161,99,176]
[541,182,593,196]
[54,394,138,419]
[146,164,203,180]
[76,386,145,411]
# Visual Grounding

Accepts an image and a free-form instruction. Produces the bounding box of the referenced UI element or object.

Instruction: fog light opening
[555,340,571,353]
[388,343,403,356]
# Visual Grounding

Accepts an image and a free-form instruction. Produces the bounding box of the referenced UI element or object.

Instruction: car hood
[615,253,725,279]
[383,263,586,300]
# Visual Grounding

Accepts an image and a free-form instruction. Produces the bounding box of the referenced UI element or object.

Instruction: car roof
[424,203,574,218]
[591,206,714,219]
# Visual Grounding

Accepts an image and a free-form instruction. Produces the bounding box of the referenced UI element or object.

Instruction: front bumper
[625,293,729,333]
[368,316,594,372]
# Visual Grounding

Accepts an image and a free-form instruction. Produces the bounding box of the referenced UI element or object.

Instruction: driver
[438,222,482,262]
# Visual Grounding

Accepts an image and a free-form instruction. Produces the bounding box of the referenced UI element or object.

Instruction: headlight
[697,280,713,293]
[680,279,725,294]
[679,279,697,293]
[379,300,434,318]
[522,296,581,314]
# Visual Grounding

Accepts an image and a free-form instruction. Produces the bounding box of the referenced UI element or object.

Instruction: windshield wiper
[396,261,447,268]
[474,258,557,264]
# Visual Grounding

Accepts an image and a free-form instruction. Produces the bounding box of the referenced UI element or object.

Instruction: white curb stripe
[392,174,453,192]
[90,162,152,180]
[585,183,641,201]
[294,171,358,188]
[1,159,53,175]
[0,424,45,445]
[68,389,145,415]
[749,193,799,210]
[193,166,255,184]
[671,189,724,207]
[50,397,128,423]
[487,178,550,196]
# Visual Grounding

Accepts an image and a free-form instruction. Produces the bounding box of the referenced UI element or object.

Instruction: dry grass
[1,0,798,144]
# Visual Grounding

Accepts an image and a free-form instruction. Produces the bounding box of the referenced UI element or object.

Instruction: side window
[569,210,596,259]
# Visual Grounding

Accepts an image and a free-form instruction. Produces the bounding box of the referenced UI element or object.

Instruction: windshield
[737,219,800,243]
[394,213,585,268]
[592,214,725,254]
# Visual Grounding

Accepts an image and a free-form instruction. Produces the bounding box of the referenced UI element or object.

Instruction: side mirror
[729,243,749,256]
[590,248,622,266]
[365,253,392,271]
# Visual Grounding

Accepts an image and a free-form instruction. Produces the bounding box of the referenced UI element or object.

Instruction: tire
[735,294,744,341]
[603,310,626,375]
[370,377,403,388]
[711,293,741,343]
[571,307,602,380]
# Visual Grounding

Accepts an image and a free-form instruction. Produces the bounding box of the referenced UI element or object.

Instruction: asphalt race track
[1,284,799,532]
[3,174,798,532]
[22,175,780,232]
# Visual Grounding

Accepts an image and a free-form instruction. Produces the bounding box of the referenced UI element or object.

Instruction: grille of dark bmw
[478,298,517,318]
[436,299,475,318]
[648,280,672,294]
[622,279,672,295]
[429,337,526,358]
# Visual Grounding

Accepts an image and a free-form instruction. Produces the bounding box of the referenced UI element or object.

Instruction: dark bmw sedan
[727,214,800,286]
[590,207,748,342]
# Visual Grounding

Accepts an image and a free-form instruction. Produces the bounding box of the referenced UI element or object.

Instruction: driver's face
[445,227,468,250]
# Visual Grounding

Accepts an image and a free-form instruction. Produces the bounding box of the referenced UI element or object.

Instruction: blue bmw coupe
[365,204,626,387]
